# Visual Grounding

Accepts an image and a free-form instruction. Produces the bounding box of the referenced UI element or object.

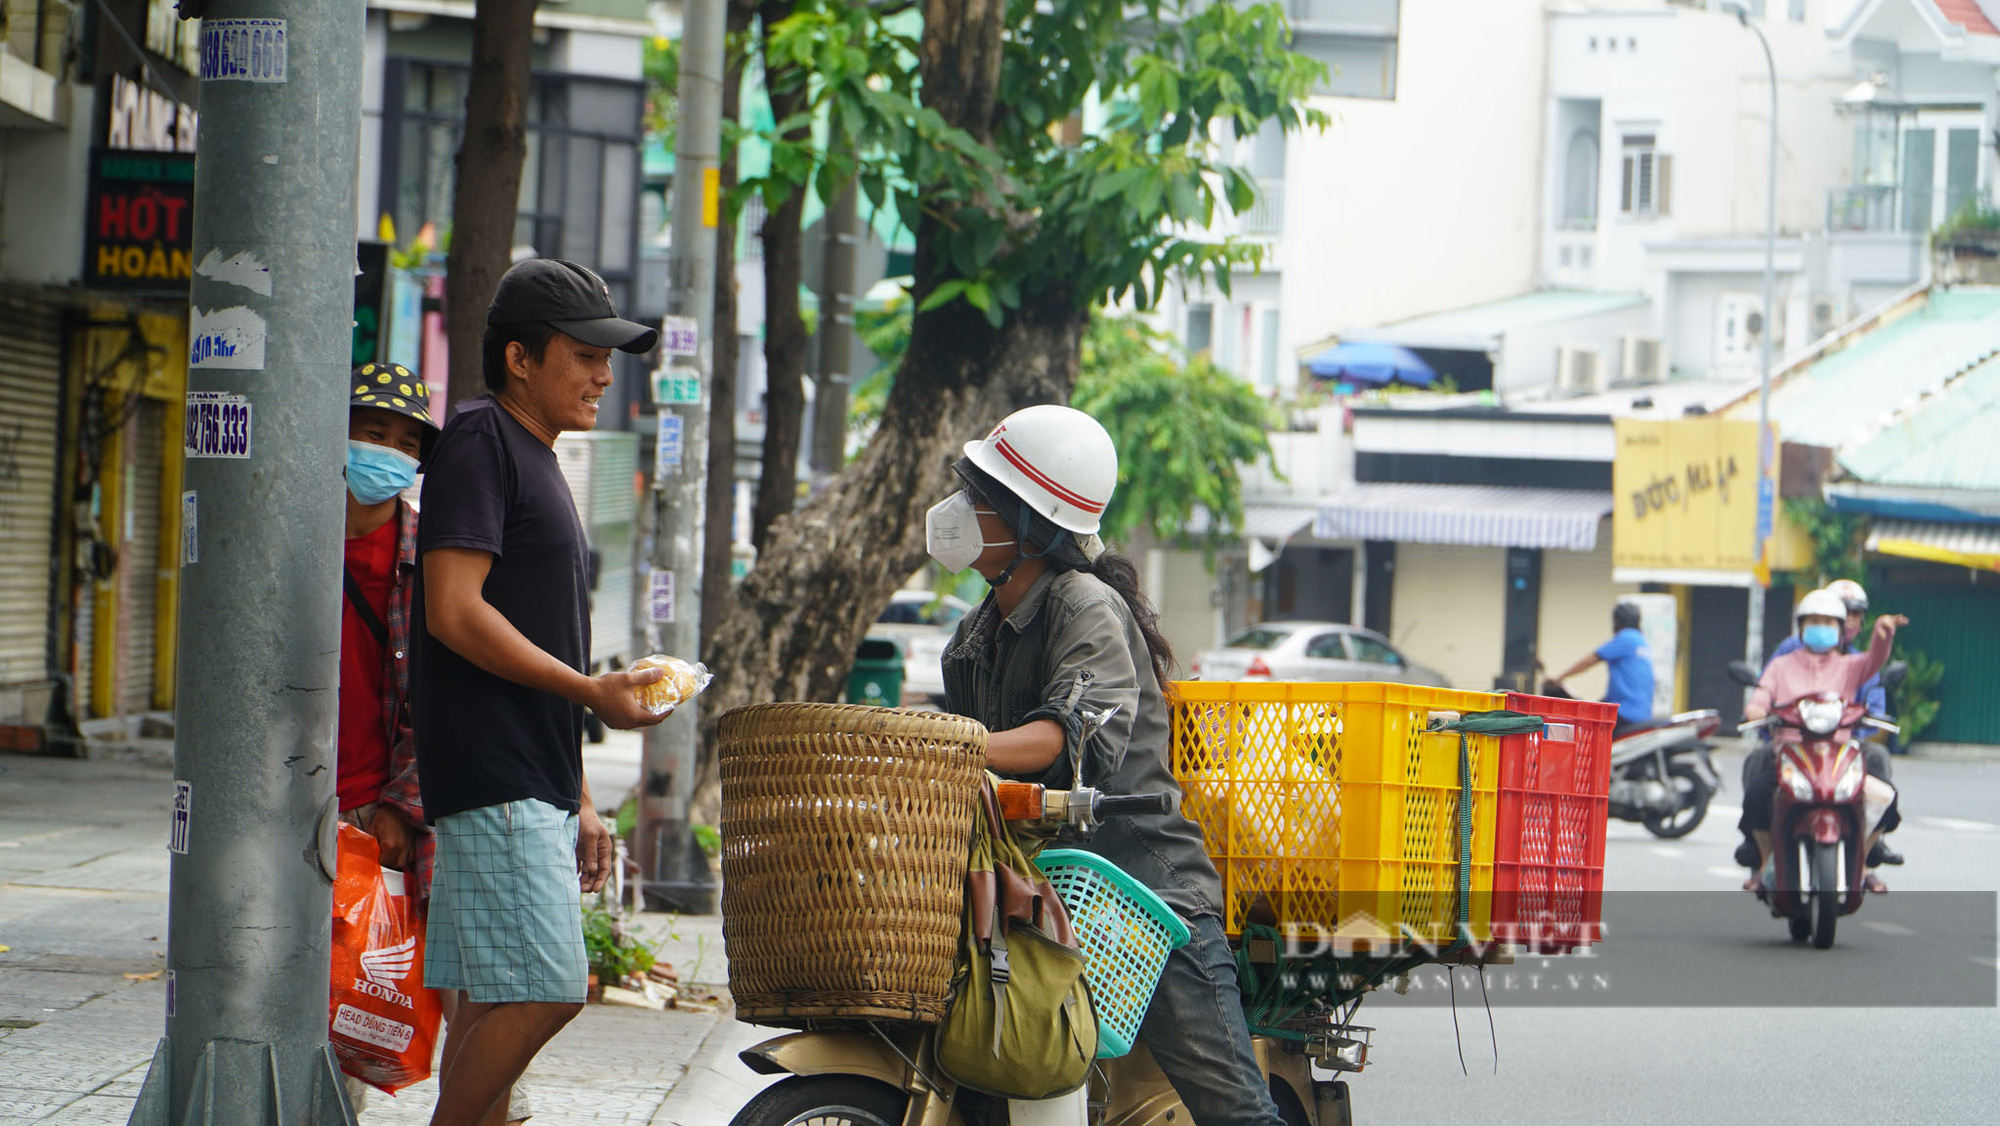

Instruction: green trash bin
[848,637,906,706]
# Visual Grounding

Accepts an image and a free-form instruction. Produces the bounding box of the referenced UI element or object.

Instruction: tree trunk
[443,0,535,407]
[701,3,756,653]
[693,0,1065,825]
[750,4,810,552]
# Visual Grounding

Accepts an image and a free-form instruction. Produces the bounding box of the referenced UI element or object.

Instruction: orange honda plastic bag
[330,822,443,1094]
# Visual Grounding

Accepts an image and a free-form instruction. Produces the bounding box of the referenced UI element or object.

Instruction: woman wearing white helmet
[1737,588,1906,892]
[931,403,1288,1126]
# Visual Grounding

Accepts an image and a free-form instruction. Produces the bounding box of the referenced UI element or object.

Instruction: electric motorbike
[728,782,1371,1126]
[1538,680,1721,838]
[1726,661,1901,950]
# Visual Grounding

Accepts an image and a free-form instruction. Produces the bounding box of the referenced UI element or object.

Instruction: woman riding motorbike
[1738,588,1904,893]
[933,404,1287,1125]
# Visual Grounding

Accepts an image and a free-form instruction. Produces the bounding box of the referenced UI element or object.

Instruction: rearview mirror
[1726,660,1760,688]
[1879,661,1909,689]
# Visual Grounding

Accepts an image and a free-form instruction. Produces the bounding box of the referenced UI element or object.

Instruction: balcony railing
[1828,185,1900,233]
[1242,178,1284,236]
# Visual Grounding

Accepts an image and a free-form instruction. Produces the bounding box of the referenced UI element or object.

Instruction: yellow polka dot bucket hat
[349,362,441,464]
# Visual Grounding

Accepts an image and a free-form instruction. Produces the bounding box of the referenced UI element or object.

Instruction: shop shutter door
[1389,544,1504,692]
[117,400,164,715]
[1870,579,2000,744]
[0,292,62,689]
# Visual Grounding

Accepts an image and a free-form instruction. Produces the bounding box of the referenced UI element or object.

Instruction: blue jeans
[1137,913,1287,1126]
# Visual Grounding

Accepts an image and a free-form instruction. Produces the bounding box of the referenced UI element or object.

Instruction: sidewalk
[0,741,730,1126]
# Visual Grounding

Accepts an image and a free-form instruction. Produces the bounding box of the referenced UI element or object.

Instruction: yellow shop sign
[1613,417,1766,572]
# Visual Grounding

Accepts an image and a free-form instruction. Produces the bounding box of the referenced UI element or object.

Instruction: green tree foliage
[644,35,679,140]
[1782,496,1866,585]
[1073,317,1277,547]
[1889,642,1945,743]
[845,304,1277,549]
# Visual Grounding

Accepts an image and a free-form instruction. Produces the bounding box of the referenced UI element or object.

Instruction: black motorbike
[1540,680,1722,839]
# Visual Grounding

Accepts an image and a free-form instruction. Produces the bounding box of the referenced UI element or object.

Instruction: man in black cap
[411,259,665,1126]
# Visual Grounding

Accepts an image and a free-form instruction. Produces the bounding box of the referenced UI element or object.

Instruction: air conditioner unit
[1808,295,1844,340]
[1556,343,1606,396]
[1621,333,1665,385]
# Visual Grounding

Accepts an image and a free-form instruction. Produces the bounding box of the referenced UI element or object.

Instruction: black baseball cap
[487,258,659,353]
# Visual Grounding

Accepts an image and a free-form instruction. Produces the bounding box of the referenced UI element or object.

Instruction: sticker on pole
[184,392,253,458]
[189,305,266,370]
[648,570,675,623]
[181,491,198,564]
[165,970,177,1017]
[655,415,684,472]
[652,366,702,406]
[201,19,288,83]
[169,780,192,854]
[661,316,699,357]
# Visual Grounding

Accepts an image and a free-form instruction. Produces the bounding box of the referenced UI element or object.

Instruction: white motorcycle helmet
[963,404,1118,536]
[1794,588,1849,632]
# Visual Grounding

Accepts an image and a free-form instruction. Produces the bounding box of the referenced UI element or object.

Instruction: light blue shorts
[424,798,587,1004]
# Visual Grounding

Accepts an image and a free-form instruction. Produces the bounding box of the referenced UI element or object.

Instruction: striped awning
[1315,484,1612,551]
[1865,519,2000,572]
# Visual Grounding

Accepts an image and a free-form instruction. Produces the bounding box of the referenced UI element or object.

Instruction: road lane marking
[1651,845,1687,858]
[1911,816,1997,833]
[1706,866,1746,880]
[1860,920,1917,937]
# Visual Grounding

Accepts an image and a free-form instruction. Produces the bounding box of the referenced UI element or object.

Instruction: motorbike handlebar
[1094,793,1173,818]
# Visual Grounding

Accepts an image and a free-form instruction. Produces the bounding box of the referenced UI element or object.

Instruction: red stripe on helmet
[992,438,1105,514]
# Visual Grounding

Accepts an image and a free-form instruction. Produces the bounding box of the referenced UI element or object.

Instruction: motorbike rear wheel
[729,1075,908,1126]
[1809,839,1841,950]
[1640,764,1711,839]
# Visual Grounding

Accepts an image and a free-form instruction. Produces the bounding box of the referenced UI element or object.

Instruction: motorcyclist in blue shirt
[1553,601,1655,736]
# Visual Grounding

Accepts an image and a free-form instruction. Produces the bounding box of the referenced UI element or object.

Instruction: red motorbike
[1728,661,1903,950]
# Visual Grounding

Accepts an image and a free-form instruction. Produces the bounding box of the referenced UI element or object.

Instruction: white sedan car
[871,589,973,705]
[1190,621,1450,687]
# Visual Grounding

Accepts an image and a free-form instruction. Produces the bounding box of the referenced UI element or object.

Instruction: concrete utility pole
[129,0,363,1123]
[635,0,724,912]
[1729,2,1779,672]
[811,182,858,474]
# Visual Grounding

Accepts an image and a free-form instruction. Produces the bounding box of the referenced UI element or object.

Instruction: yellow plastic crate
[1170,681,1505,946]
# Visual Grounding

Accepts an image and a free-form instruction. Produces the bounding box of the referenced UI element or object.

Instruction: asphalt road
[1342,751,2000,1125]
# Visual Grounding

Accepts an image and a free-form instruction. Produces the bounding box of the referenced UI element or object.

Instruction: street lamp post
[1727,1,1778,671]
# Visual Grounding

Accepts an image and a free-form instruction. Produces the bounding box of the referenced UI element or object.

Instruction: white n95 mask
[925,491,1013,573]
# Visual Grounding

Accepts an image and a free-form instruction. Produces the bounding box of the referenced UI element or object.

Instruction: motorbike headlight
[1833,757,1865,802]
[1799,698,1843,736]
[1779,760,1814,801]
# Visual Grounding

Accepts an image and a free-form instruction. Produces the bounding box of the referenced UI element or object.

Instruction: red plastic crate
[1492,694,1617,951]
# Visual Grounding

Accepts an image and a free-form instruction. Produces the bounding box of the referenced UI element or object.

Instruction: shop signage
[84,148,196,288]
[1612,417,1768,572]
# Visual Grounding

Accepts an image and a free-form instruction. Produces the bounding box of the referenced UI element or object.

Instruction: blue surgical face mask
[346,440,419,505]
[1801,623,1840,654]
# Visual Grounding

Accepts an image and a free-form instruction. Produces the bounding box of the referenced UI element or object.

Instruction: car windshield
[878,596,964,628]
[1224,626,1296,650]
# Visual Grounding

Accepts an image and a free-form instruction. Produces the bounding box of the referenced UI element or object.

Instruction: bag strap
[343,566,390,649]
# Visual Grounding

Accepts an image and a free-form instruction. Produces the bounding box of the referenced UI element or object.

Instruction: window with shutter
[1620,134,1667,217]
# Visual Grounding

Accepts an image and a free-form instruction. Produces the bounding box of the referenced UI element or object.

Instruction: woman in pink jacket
[1741,588,1906,892]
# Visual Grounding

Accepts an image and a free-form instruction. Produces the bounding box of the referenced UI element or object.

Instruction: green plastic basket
[1039,848,1191,1058]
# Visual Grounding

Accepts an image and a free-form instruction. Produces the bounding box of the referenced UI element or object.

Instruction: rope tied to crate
[1428,710,1548,957]
[1231,709,1551,1039]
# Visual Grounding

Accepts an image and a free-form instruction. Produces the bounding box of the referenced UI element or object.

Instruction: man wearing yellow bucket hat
[932,404,1287,1126]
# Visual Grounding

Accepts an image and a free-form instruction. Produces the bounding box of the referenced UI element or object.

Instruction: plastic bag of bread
[628,654,713,717]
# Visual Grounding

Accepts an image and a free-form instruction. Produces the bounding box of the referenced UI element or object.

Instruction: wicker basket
[718,702,987,1026]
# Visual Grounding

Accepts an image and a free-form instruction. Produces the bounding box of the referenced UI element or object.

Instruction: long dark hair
[957,460,1177,691]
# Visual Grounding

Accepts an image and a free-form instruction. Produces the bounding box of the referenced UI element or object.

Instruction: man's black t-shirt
[413,398,591,821]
